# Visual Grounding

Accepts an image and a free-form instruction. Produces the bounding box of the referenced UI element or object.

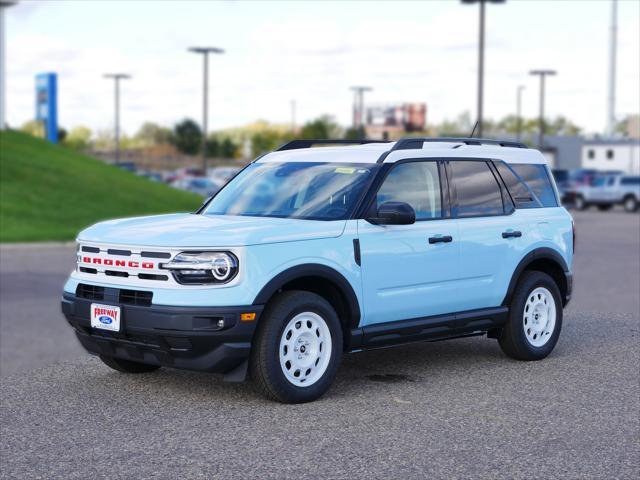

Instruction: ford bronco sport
[62,137,574,403]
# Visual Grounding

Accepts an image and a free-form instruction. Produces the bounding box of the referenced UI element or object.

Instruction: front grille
[77,244,174,284]
[141,251,171,259]
[76,283,104,301]
[138,273,168,281]
[119,289,153,307]
[105,270,129,278]
[107,249,131,256]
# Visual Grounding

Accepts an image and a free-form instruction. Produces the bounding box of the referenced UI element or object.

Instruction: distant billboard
[35,73,58,143]
[365,103,426,132]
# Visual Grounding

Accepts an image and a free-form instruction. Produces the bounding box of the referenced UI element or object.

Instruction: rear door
[357,160,459,326]
[448,160,528,312]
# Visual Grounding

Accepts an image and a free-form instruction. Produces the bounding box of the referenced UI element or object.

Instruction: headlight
[161,251,238,285]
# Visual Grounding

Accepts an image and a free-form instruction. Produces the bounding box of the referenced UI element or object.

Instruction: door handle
[502,230,522,239]
[428,235,453,244]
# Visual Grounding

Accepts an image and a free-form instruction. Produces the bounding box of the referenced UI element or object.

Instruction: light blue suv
[62,137,574,403]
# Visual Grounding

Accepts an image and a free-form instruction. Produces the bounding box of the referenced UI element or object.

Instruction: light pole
[188,46,224,173]
[103,73,131,164]
[0,0,17,130]
[529,69,556,149]
[606,0,618,136]
[516,85,525,142]
[350,86,372,138]
[461,0,505,138]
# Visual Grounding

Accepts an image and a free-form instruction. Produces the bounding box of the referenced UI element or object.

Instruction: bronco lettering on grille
[82,257,154,269]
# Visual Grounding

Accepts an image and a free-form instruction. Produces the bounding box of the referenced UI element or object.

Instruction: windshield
[203,162,377,220]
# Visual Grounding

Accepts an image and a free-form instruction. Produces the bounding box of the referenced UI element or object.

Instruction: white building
[544,136,640,174]
[581,140,640,174]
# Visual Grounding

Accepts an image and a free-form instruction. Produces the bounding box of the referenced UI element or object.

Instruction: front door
[357,160,459,326]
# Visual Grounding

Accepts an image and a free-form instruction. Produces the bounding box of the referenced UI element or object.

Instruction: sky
[5,0,640,136]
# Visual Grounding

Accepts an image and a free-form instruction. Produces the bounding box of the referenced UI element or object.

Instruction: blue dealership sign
[35,73,58,143]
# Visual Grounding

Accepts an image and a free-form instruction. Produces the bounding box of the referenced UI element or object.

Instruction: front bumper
[61,289,263,377]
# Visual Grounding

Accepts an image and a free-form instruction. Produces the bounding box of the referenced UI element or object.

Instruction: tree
[205,135,220,157]
[20,120,44,138]
[172,119,202,155]
[135,122,173,146]
[299,115,342,139]
[251,129,286,156]
[64,126,92,151]
[547,116,582,136]
[220,138,238,159]
[344,126,365,140]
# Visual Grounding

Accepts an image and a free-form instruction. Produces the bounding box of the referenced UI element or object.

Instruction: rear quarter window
[495,162,558,208]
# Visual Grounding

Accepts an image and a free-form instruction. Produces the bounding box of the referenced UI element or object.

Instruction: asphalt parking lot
[1,210,639,479]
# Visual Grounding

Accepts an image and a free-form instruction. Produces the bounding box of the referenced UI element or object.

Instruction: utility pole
[529,69,556,150]
[461,0,505,138]
[606,0,618,137]
[516,85,525,142]
[350,86,372,138]
[188,46,224,173]
[103,73,131,164]
[0,1,17,130]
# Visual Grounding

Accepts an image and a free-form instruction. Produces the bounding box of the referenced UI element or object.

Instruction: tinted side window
[450,161,504,217]
[509,164,558,207]
[494,161,537,209]
[376,161,442,220]
[621,177,640,186]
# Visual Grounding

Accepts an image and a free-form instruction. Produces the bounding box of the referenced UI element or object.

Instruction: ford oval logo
[99,315,113,325]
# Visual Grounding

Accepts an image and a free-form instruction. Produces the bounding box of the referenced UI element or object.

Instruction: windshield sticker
[334,167,356,174]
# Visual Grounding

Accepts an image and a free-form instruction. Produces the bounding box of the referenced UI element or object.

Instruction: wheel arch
[502,248,571,307]
[252,264,362,349]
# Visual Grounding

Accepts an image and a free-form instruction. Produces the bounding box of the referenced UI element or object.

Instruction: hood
[77,213,346,248]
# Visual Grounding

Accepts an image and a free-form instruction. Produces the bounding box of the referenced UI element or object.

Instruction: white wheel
[574,196,586,210]
[624,196,638,212]
[523,287,557,347]
[279,311,332,387]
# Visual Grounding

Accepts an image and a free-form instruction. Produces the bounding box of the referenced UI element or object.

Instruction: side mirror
[369,201,416,225]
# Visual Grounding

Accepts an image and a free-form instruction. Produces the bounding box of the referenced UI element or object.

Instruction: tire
[623,195,638,213]
[499,271,563,361]
[250,291,343,403]
[99,355,161,373]
[597,204,613,211]
[574,195,587,210]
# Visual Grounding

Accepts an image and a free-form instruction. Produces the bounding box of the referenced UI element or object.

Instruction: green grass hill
[0,130,202,242]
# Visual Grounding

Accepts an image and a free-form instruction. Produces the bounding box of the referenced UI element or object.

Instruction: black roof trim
[391,137,528,152]
[276,139,389,151]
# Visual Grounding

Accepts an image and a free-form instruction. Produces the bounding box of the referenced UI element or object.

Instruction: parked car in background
[570,173,639,212]
[552,169,570,203]
[209,166,241,185]
[568,168,598,188]
[172,177,221,197]
[115,161,137,173]
[137,171,163,182]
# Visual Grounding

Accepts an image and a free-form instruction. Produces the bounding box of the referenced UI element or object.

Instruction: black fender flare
[502,247,570,306]
[252,264,361,328]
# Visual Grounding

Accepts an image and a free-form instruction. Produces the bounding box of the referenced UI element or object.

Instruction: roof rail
[276,139,389,151]
[391,137,528,151]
